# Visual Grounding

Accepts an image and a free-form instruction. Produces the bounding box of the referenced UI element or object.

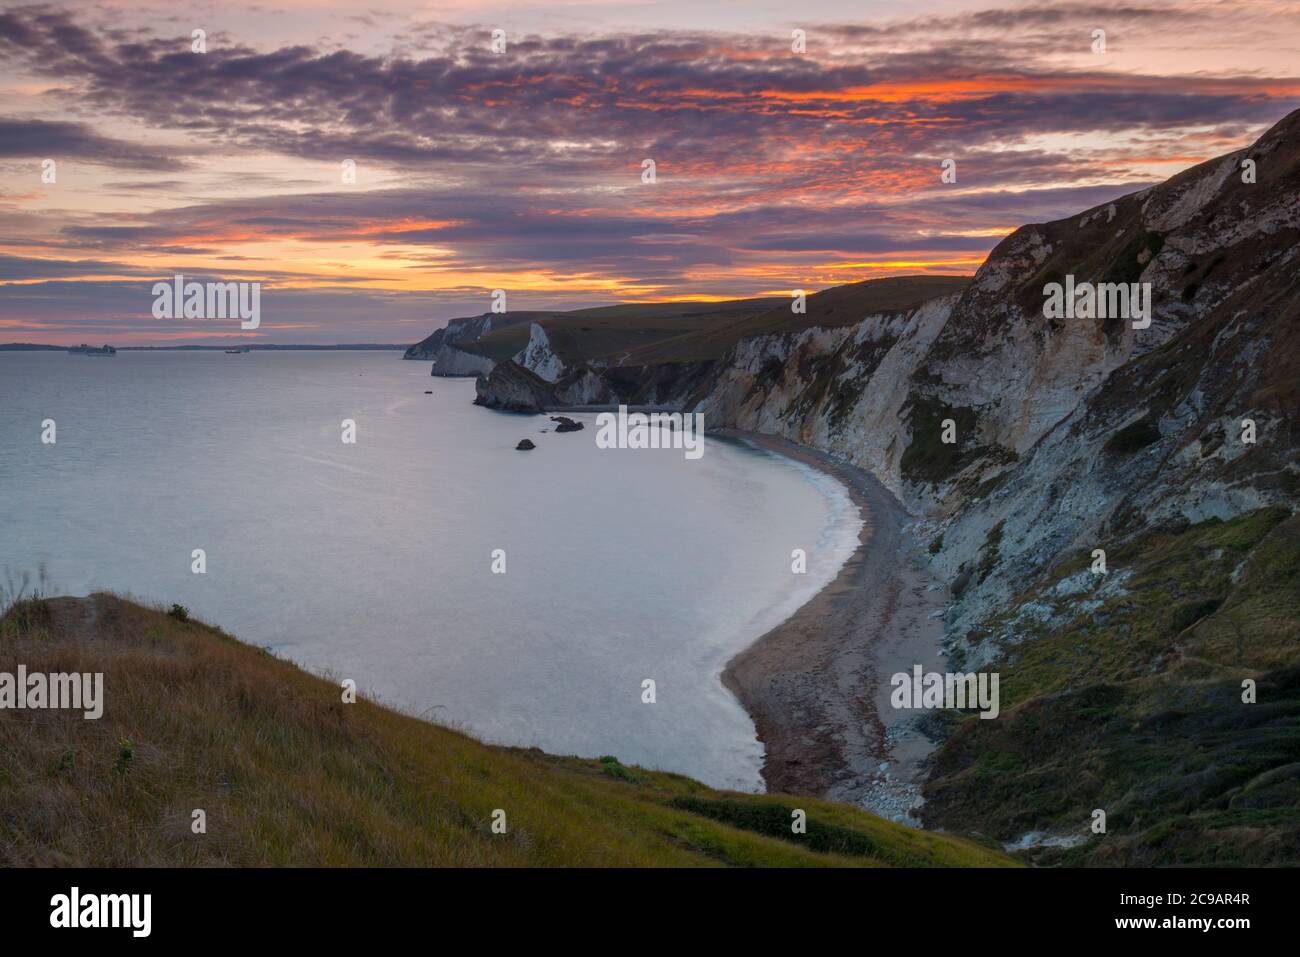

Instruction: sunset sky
[2,0,1299,345]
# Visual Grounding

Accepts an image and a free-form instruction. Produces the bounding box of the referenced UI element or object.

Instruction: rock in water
[515,439,536,450]
[549,415,584,432]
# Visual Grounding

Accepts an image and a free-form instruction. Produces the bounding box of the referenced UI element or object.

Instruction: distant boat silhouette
[67,343,115,356]
[224,347,251,354]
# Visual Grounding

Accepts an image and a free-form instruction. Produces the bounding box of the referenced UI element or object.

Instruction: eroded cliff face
[513,322,567,381]
[405,314,492,359]
[432,346,495,376]
[472,360,556,413]
[690,112,1300,861]
[697,110,1300,648]
[404,314,498,376]
[698,300,953,497]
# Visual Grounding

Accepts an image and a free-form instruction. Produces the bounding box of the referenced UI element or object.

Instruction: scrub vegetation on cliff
[925,507,1299,865]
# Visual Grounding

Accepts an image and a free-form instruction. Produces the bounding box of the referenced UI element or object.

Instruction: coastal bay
[0,351,859,792]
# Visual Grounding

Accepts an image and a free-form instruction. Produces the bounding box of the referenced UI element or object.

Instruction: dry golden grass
[0,594,1014,867]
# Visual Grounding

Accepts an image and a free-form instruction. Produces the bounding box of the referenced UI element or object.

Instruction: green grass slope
[460,299,779,365]
[448,276,970,369]
[0,595,1012,868]
[925,508,1300,866]
[617,276,972,365]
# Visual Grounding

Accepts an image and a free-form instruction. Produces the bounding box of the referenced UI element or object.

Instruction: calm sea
[0,350,860,790]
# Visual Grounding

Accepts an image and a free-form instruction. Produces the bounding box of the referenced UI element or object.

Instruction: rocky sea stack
[550,415,583,432]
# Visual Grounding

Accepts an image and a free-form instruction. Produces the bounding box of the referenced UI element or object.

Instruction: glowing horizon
[2,0,1298,345]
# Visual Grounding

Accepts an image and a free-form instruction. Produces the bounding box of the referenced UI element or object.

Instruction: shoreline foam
[718,429,949,824]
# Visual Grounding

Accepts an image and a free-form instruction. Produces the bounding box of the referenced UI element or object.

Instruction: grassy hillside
[449,276,970,368]
[619,276,971,365]
[925,508,1300,865]
[0,594,1012,867]
[460,299,779,365]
